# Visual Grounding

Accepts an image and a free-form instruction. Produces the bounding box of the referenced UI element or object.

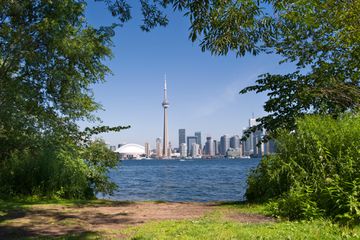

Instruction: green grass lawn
[123,204,360,240]
[124,218,359,240]
[1,199,360,240]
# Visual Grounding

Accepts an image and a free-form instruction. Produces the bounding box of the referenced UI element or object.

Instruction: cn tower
[162,75,169,158]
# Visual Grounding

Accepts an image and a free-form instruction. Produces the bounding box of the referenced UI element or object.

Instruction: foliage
[81,139,120,196]
[0,137,120,199]
[245,114,360,224]
[0,0,128,199]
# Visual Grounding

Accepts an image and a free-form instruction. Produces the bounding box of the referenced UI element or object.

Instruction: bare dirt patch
[0,202,273,239]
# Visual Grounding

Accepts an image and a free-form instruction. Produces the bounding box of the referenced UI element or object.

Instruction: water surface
[104,158,260,202]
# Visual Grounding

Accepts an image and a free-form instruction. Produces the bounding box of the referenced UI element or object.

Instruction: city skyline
[115,116,260,155]
[110,79,260,151]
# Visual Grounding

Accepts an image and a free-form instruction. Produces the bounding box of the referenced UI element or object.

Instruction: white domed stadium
[115,143,145,159]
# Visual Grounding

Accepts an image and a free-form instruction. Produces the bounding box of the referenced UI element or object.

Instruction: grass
[122,203,360,240]
[25,232,102,240]
[0,197,120,207]
[124,219,360,240]
[214,201,268,214]
[1,199,360,239]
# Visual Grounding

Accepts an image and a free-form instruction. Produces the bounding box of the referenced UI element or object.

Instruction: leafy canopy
[0,0,129,198]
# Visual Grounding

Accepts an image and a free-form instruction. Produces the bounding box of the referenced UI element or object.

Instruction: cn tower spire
[164,73,167,101]
[162,74,169,158]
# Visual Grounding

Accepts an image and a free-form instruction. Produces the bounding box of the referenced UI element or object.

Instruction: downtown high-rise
[178,129,186,149]
[187,136,197,156]
[195,131,202,149]
[220,135,230,155]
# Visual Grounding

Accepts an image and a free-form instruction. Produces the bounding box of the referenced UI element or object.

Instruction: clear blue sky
[83,1,295,148]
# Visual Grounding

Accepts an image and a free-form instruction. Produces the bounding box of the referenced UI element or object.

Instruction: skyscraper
[230,135,240,149]
[195,131,202,148]
[156,138,162,158]
[205,136,214,156]
[145,142,150,157]
[162,76,170,158]
[187,136,197,156]
[249,117,258,128]
[253,128,265,157]
[213,140,219,155]
[220,135,230,155]
[248,117,259,155]
[168,141,172,157]
[180,143,187,158]
[178,129,186,149]
[191,143,199,157]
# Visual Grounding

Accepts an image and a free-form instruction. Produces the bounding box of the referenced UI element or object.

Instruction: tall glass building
[178,129,186,149]
[230,135,240,149]
[187,136,197,156]
[195,131,202,148]
[220,135,230,155]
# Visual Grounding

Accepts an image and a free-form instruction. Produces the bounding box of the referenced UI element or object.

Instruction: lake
[103,158,261,202]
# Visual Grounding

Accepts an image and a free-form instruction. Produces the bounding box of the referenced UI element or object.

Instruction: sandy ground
[0,201,273,239]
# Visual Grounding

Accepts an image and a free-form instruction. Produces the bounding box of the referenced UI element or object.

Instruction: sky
[83,1,295,148]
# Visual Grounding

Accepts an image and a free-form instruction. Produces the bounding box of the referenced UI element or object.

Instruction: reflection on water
[102,158,260,202]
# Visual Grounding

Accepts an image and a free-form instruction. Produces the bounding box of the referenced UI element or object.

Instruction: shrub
[0,136,118,199]
[246,113,360,224]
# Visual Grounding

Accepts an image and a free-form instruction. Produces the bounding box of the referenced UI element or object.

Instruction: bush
[0,136,119,199]
[246,113,360,224]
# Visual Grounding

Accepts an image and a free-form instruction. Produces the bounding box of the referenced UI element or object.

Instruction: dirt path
[0,201,273,239]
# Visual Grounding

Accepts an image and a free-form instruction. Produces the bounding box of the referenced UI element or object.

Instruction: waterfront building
[248,117,259,155]
[220,135,230,155]
[180,143,187,158]
[115,144,145,159]
[187,136,197,156]
[109,145,117,152]
[242,128,252,156]
[242,117,260,156]
[205,136,214,156]
[253,128,265,157]
[191,143,199,157]
[213,140,219,155]
[195,131,202,149]
[249,117,258,128]
[156,138,162,158]
[239,143,243,157]
[226,148,242,158]
[230,135,240,149]
[162,76,170,158]
[178,129,186,149]
[167,141,172,158]
[144,142,150,157]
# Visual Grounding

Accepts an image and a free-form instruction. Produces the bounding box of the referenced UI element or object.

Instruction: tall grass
[246,113,360,225]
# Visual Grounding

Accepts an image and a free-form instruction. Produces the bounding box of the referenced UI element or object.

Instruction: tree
[0,0,129,198]
[239,0,360,135]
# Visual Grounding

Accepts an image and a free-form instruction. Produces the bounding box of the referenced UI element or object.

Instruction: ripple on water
[103,158,260,202]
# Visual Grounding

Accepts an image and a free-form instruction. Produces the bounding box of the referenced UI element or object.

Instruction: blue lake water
[103,158,261,202]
